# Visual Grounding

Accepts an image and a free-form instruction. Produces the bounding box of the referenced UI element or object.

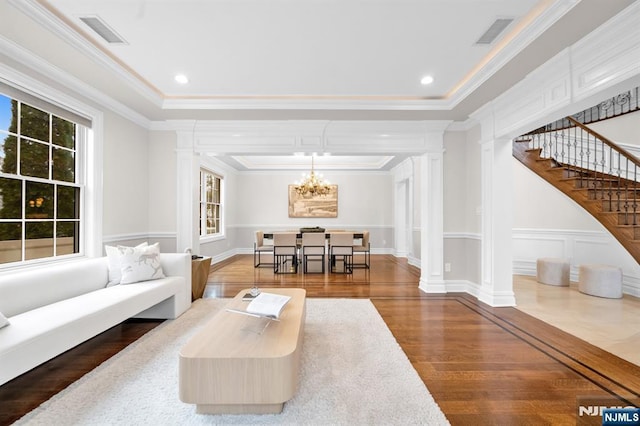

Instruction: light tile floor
[514,275,640,366]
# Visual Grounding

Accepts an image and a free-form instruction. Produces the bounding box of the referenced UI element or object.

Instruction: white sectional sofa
[0,252,191,385]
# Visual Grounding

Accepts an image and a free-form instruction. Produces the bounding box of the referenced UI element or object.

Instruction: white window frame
[199,168,224,242]
[0,71,102,270]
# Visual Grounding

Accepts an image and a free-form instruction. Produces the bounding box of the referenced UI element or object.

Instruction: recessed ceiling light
[420,75,434,85]
[174,74,189,84]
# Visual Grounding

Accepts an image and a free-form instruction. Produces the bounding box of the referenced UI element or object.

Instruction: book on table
[227,292,291,320]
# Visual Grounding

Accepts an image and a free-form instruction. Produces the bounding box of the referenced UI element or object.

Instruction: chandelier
[294,156,331,196]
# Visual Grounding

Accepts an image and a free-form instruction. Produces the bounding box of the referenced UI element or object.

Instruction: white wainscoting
[513,228,640,297]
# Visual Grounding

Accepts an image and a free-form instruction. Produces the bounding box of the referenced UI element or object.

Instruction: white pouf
[536,258,570,286]
[578,264,623,299]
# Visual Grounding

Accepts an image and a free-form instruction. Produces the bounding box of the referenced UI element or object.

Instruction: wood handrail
[566,116,640,170]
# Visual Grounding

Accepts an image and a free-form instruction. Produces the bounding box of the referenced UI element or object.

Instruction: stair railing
[515,116,640,226]
[574,86,639,125]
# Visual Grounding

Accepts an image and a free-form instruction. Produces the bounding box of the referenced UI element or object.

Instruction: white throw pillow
[120,243,165,284]
[0,311,9,329]
[105,242,148,286]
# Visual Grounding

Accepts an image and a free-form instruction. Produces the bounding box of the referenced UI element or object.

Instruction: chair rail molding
[0,30,151,129]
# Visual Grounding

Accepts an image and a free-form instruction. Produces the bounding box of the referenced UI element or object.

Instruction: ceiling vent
[79,16,126,44]
[475,18,514,45]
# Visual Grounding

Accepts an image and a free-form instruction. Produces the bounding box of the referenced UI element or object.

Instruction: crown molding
[10,0,163,107]
[445,119,478,132]
[230,155,395,170]
[0,33,151,129]
[161,97,455,111]
[446,0,581,109]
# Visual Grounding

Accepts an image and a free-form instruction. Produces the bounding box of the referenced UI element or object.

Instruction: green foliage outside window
[0,94,79,263]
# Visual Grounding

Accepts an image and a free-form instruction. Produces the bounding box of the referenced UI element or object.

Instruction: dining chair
[302,232,326,273]
[329,232,353,274]
[352,230,370,269]
[273,232,298,274]
[253,231,273,268]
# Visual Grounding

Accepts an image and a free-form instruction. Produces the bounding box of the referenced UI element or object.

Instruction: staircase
[513,116,640,264]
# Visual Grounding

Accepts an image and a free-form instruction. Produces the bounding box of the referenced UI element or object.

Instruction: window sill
[200,234,225,244]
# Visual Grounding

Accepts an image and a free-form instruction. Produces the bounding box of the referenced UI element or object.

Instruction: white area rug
[16,298,449,425]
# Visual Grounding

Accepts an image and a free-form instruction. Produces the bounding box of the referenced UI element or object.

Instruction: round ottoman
[578,264,623,299]
[536,258,570,286]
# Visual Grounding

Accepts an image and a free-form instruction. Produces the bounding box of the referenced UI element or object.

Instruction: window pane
[206,175,213,203]
[52,147,75,182]
[0,95,14,134]
[26,181,54,219]
[0,134,17,175]
[205,204,213,234]
[20,139,49,179]
[200,170,222,237]
[214,177,220,203]
[57,185,79,219]
[20,103,49,142]
[52,116,75,149]
[215,205,220,233]
[0,222,21,264]
[57,221,79,255]
[0,177,22,219]
[25,221,53,260]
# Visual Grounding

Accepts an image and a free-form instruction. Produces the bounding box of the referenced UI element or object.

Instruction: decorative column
[175,124,200,254]
[478,137,516,306]
[418,150,446,293]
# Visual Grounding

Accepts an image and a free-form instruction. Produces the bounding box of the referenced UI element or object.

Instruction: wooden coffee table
[179,288,306,414]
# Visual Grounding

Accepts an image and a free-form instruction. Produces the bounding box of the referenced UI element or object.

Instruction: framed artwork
[288,185,338,218]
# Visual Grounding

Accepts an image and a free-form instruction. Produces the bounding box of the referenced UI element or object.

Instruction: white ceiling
[56,0,539,99]
[1,0,635,170]
[42,0,545,106]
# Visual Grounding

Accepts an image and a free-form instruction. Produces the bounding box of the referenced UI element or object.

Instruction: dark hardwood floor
[1,254,639,425]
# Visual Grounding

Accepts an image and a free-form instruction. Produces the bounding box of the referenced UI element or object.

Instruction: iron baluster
[634,165,638,226]
[624,158,630,226]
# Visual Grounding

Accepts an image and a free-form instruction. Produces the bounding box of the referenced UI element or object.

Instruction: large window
[0,94,81,265]
[199,169,222,237]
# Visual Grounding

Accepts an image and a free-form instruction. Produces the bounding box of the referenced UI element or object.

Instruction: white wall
[146,130,178,251]
[233,170,394,251]
[439,128,482,283]
[443,131,467,233]
[587,109,640,146]
[513,160,602,230]
[102,111,150,238]
[465,125,482,234]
